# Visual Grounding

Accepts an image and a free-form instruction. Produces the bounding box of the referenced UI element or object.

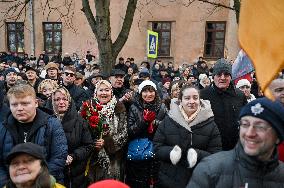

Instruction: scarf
[179,104,201,125]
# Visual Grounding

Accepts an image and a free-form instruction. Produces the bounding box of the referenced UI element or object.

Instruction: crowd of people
[0,51,284,188]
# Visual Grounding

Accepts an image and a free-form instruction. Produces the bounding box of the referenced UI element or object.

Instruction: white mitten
[170,145,182,165]
[187,148,197,168]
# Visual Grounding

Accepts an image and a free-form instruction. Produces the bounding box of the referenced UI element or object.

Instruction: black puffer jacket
[61,100,93,188]
[126,95,167,187]
[127,97,167,140]
[153,99,222,188]
[200,83,247,150]
[187,142,284,188]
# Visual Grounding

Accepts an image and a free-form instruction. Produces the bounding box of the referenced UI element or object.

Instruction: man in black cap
[1,68,19,105]
[187,98,284,188]
[200,58,247,150]
[109,69,133,110]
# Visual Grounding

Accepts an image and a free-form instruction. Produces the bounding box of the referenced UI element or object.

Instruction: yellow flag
[238,0,284,99]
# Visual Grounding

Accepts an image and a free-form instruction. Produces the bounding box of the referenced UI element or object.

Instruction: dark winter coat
[126,95,167,187]
[0,83,9,124]
[153,99,222,188]
[114,63,128,74]
[196,65,209,76]
[127,97,167,140]
[0,109,68,187]
[113,87,132,112]
[31,78,42,93]
[61,100,93,188]
[200,83,247,150]
[65,83,88,111]
[187,142,284,188]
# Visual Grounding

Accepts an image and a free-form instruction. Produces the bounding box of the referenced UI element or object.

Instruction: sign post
[147,30,158,58]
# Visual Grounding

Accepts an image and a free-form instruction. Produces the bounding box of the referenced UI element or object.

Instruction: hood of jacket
[168,99,214,131]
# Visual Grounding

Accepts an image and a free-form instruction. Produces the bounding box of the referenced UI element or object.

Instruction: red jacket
[278,142,284,162]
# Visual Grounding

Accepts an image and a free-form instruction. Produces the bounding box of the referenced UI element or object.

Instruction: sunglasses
[64,72,75,77]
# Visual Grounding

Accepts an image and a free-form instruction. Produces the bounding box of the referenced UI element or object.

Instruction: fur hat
[138,80,157,94]
[239,97,284,141]
[212,58,232,76]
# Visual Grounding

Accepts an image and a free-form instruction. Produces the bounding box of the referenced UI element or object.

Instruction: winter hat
[88,180,129,188]
[139,67,150,78]
[4,68,17,77]
[138,80,157,94]
[45,62,59,71]
[198,74,208,81]
[6,142,46,165]
[236,79,251,88]
[239,97,284,141]
[110,69,125,76]
[162,77,171,85]
[212,58,232,76]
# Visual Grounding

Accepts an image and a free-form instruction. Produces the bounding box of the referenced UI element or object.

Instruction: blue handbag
[127,138,154,161]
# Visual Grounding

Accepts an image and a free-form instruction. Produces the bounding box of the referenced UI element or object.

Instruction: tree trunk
[82,0,137,74]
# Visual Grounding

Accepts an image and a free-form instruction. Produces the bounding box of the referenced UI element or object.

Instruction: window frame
[152,21,172,57]
[204,21,226,59]
[43,22,62,55]
[6,22,24,54]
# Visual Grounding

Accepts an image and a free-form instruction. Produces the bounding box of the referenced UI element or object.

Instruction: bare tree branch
[81,0,98,38]
[112,0,138,58]
[197,0,235,10]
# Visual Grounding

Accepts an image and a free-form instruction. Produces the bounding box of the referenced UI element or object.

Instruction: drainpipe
[29,0,35,55]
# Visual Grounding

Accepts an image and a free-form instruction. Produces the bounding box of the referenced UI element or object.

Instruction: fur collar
[168,99,214,132]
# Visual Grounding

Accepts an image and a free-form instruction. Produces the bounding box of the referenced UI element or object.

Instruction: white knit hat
[236,79,251,88]
[138,80,157,94]
[198,74,208,81]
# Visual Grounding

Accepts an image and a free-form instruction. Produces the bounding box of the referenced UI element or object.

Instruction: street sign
[147,30,158,58]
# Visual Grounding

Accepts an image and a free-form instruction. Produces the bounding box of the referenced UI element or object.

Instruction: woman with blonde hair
[50,87,93,188]
[37,79,59,106]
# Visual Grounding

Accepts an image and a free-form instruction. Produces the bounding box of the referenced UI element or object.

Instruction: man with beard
[109,69,133,110]
[200,59,247,150]
[61,66,88,110]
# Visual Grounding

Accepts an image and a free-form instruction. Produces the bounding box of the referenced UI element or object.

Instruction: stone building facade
[0,0,239,65]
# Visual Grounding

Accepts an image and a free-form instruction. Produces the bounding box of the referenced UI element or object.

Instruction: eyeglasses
[54,98,68,102]
[64,72,75,77]
[239,122,272,133]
